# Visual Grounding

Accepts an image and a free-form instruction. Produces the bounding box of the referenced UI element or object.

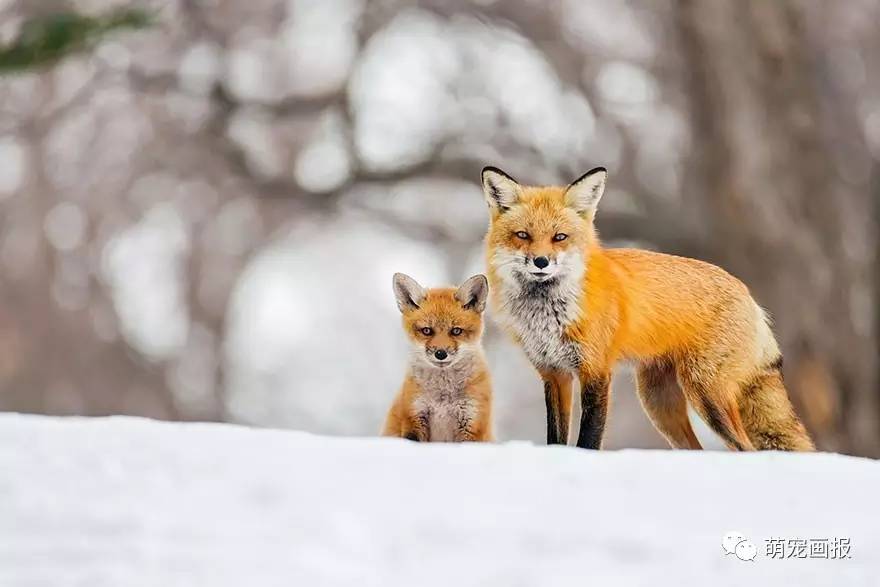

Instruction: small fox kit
[481,165,813,452]
[382,273,494,442]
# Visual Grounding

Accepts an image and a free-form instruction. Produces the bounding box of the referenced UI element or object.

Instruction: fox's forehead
[495,187,578,231]
[520,185,567,204]
[407,290,479,324]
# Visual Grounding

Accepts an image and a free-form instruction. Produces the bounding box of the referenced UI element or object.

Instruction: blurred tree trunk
[678,0,879,455]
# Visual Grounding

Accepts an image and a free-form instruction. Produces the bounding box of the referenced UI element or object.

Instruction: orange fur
[482,167,813,451]
[382,275,494,442]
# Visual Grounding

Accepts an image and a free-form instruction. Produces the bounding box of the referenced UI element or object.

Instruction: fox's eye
[420,327,433,336]
[515,231,530,240]
[450,327,463,336]
[553,233,568,242]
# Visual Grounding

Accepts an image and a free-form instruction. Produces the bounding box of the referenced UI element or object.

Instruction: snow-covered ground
[1,415,877,586]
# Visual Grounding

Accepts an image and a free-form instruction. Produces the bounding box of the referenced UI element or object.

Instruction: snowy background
[1,0,879,454]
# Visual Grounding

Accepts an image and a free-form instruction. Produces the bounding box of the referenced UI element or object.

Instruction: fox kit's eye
[515,231,530,240]
[450,327,463,336]
[553,233,568,242]
[420,327,433,336]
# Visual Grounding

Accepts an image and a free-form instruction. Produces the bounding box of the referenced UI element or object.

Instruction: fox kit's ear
[393,273,426,313]
[455,274,488,313]
[481,166,522,212]
[565,166,607,216]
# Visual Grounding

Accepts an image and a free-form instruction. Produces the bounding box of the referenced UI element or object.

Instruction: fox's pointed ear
[565,167,607,216]
[455,274,488,313]
[481,166,522,212]
[392,273,426,313]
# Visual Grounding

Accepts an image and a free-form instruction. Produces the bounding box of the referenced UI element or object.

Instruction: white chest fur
[497,278,583,371]
[410,360,478,442]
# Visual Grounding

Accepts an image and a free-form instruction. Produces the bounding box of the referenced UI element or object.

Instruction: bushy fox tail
[738,361,814,451]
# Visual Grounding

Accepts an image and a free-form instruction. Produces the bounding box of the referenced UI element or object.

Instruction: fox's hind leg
[677,363,755,451]
[636,359,702,449]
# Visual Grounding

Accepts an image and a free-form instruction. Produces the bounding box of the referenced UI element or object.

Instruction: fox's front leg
[381,395,405,437]
[540,370,573,445]
[456,422,495,442]
[454,414,489,442]
[401,411,430,442]
[576,371,611,449]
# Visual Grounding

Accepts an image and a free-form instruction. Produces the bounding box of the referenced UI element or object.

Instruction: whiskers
[491,250,529,282]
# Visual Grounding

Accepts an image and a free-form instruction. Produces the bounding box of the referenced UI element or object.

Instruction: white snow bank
[1,415,877,586]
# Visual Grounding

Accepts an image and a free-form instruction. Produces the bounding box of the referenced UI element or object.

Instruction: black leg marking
[766,355,784,382]
[767,355,783,372]
[576,377,610,450]
[544,381,561,445]
[699,398,746,451]
[404,432,419,442]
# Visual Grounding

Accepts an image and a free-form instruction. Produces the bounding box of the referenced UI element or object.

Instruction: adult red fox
[480,165,813,451]
[382,273,494,442]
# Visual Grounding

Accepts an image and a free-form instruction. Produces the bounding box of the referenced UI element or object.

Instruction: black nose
[434,349,448,360]
[534,256,550,269]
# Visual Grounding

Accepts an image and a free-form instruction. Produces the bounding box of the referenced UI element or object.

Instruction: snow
[348,10,597,173]
[100,203,191,361]
[0,134,26,197]
[178,42,223,97]
[1,414,877,586]
[281,0,364,98]
[293,109,353,193]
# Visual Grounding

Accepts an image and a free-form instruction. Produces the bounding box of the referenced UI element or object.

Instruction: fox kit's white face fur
[482,166,607,370]
[393,273,488,371]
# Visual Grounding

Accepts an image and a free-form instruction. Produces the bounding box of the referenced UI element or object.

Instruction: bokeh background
[1,0,878,455]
